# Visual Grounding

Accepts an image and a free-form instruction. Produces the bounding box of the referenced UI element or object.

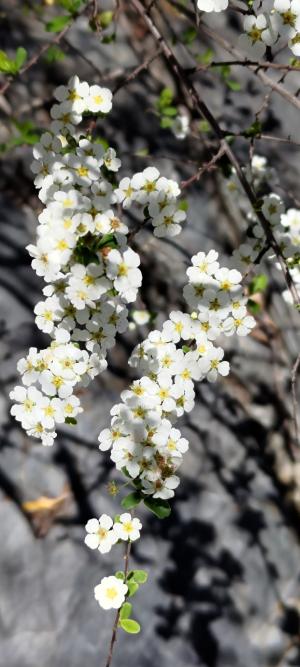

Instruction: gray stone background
[0,2,300,666]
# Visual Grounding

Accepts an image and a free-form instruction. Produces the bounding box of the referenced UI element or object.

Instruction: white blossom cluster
[197,0,300,58]
[84,512,142,610]
[98,250,256,502]
[226,155,300,304]
[115,166,186,238]
[10,76,185,447]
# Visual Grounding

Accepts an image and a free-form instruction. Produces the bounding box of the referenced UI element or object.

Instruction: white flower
[113,513,142,542]
[86,86,112,114]
[223,312,256,336]
[54,75,89,114]
[115,177,137,208]
[262,193,284,225]
[172,114,189,139]
[103,148,121,172]
[85,514,118,553]
[238,14,278,59]
[131,166,160,204]
[273,0,300,38]
[132,309,151,326]
[197,0,228,11]
[106,248,142,302]
[187,250,219,283]
[198,346,230,382]
[94,576,128,610]
[151,204,186,238]
[215,267,242,293]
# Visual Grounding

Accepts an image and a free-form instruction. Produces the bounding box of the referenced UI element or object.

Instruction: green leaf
[0,50,17,74]
[121,491,143,510]
[249,273,268,295]
[96,233,117,250]
[102,33,116,44]
[160,117,174,129]
[115,571,125,580]
[226,79,241,91]
[198,120,210,133]
[132,570,148,584]
[99,10,114,28]
[119,602,132,620]
[65,417,77,425]
[15,47,27,71]
[45,15,71,32]
[182,27,197,44]
[144,497,171,519]
[156,87,173,112]
[44,45,65,63]
[247,298,261,315]
[178,199,189,212]
[58,0,82,13]
[119,619,140,634]
[127,581,139,597]
[244,120,262,138]
[182,345,190,353]
[196,48,214,64]
[162,106,178,117]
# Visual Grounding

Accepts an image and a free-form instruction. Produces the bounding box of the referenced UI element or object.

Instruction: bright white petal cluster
[85,512,142,554]
[115,166,186,238]
[225,156,300,307]
[94,576,128,610]
[98,250,255,501]
[10,77,184,446]
[197,0,228,12]
[238,13,278,58]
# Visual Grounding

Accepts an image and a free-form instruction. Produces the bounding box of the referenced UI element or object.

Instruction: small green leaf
[226,79,241,91]
[182,345,190,353]
[162,106,178,117]
[65,417,77,425]
[143,497,171,519]
[46,15,71,33]
[132,570,148,584]
[119,602,132,620]
[182,27,197,44]
[102,33,116,44]
[247,298,261,315]
[198,120,210,133]
[115,571,125,580]
[160,117,174,129]
[45,45,65,63]
[121,491,143,510]
[98,10,114,28]
[196,48,214,64]
[119,619,140,634]
[178,199,189,212]
[96,233,117,250]
[156,87,173,112]
[0,50,16,74]
[244,120,262,138]
[127,581,139,597]
[15,47,27,71]
[249,273,268,295]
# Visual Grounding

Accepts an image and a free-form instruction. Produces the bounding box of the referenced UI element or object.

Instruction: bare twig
[181,145,226,188]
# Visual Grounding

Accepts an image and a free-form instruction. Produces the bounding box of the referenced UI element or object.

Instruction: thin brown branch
[188,60,300,74]
[181,145,226,188]
[104,540,132,667]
